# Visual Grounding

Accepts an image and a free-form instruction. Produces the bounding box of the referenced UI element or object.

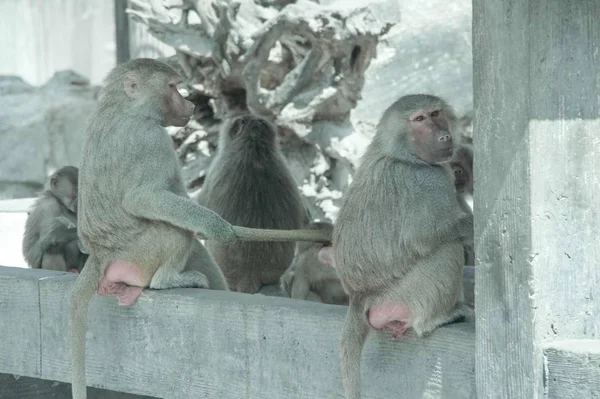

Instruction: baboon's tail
[70,255,102,399]
[340,297,370,399]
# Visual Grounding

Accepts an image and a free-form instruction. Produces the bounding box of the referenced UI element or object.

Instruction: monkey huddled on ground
[280,221,348,305]
[332,94,473,399]
[22,166,87,273]
[199,114,305,293]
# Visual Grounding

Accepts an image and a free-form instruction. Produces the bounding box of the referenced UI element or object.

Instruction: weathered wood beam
[0,266,475,399]
[114,0,131,63]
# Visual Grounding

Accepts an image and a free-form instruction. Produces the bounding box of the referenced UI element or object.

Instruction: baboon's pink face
[161,79,195,127]
[408,107,454,164]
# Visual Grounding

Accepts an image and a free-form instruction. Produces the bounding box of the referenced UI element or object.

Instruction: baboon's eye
[414,115,425,122]
[431,110,439,117]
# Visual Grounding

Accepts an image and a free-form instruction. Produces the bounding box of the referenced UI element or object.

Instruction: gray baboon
[447,143,475,265]
[22,166,87,273]
[333,94,473,399]
[280,222,348,305]
[70,58,234,399]
[199,114,305,293]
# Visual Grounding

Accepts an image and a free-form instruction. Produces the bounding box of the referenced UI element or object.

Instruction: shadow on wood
[0,373,157,399]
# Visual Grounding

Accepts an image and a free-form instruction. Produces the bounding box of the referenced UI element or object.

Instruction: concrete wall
[473,0,600,398]
[0,266,476,399]
[544,340,600,399]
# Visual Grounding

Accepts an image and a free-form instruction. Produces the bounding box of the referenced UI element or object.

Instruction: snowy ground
[0,198,35,268]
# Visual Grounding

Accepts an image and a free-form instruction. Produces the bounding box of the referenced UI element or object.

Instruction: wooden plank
[114,0,130,63]
[473,0,600,397]
[544,340,600,399]
[0,266,475,399]
[0,267,60,377]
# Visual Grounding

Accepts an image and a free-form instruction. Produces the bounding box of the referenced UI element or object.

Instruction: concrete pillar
[473,0,600,398]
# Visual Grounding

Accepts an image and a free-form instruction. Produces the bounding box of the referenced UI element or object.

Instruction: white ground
[0,198,35,268]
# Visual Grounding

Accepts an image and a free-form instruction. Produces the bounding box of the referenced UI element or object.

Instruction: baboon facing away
[22,166,87,273]
[70,58,234,399]
[280,221,348,305]
[199,114,305,293]
[333,94,473,399]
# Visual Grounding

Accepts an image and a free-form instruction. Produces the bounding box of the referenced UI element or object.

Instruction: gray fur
[333,94,473,399]
[280,222,348,305]
[199,114,304,293]
[22,166,87,272]
[70,58,232,399]
[445,143,475,265]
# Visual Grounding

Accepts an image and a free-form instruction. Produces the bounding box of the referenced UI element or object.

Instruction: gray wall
[0,0,174,86]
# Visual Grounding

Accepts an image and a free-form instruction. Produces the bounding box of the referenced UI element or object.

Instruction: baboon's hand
[200,212,237,243]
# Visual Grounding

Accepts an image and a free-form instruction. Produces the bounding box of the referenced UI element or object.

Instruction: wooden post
[473,0,600,397]
[114,0,131,63]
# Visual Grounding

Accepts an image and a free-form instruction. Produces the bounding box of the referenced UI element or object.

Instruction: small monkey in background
[199,114,305,293]
[447,143,474,215]
[333,94,473,399]
[446,143,475,265]
[22,166,87,273]
[71,58,233,399]
[280,221,348,305]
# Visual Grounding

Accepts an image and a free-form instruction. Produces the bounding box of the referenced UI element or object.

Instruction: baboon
[199,114,305,293]
[70,58,234,399]
[448,143,474,214]
[280,222,348,305]
[70,58,333,399]
[447,143,475,265]
[333,94,473,399]
[22,166,87,273]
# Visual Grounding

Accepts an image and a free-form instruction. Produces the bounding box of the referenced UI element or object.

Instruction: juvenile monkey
[447,143,474,214]
[71,58,234,399]
[280,222,348,305]
[333,94,473,399]
[447,143,475,265]
[22,166,87,273]
[199,114,305,293]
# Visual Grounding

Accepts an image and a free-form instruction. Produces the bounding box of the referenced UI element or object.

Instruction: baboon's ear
[123,74,140,98]
[318,246,336,268]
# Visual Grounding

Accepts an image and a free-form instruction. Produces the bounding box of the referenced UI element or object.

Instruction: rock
[0,71,99,199]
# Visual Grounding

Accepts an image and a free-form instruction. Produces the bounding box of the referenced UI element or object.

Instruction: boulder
[0,71,99,199]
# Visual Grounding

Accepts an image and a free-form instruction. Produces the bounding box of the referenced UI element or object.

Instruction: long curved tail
[340,298,370,399]
[198,226,332,244]
[70,255,102,399]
